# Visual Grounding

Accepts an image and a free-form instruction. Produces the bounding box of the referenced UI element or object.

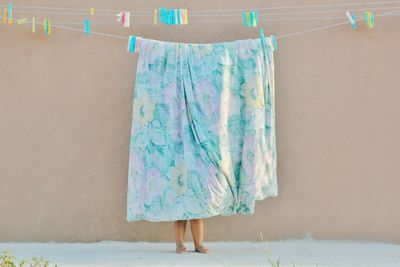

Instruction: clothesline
[31,11,400,26]
[3,5,400,18]
[1,8,399,45]
[1,0,400,15]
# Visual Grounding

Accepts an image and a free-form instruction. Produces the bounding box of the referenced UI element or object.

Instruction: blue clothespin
[346,11,357,29]
[84,19,91,35]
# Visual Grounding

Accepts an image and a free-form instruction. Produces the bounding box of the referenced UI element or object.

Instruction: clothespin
[346,11,357,29]
[121,11,125,25]
[32,17,35,33]
[117,11,130,27]
[260,28,265,47]
[243,12,248,27]
[3,8,7,24]
[364,11,375,28]
[269,35,278,52]
[127,36,142,53]
[167,9,173,25]
[44,18,51,36]
[7,2,12,24]
[44,18,47,35]
[179,9,188,25]
[84,19,91,35]
[90,0,95,15]
[159,8,167,24]
[48,19,52,35]
[243,10,258,27]
[123,11,130,27]
[183,9,188,25]
[17,18,27,24]
[153,9,158,24]
[128,36,136,53]
[176,9,180,25]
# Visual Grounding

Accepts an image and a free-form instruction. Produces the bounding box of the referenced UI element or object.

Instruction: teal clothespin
[159,8,167,24]
[128,36,136,53]
[7,2,12,22]
[176,9,181,25]
[243,11,248,27]
[346,11,357,29]
[271,35,278,51]
[260,28,265,46]
[167,9,173,25]
[84,19,91,35]
[254,10,259,27]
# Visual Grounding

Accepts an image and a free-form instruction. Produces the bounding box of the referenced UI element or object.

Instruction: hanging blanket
[127,37,277,222]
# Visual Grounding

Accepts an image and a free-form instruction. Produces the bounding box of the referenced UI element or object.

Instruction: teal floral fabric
[127,37,277,222]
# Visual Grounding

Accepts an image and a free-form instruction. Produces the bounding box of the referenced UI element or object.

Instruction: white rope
[32,10,400,26]
[277,8,400,39]
[4,4,400,18]
[1,0,400,15]
[51,16,355,26]
[0,8,398,43]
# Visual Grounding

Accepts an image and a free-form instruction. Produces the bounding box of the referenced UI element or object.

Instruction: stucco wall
[1,0,399,243]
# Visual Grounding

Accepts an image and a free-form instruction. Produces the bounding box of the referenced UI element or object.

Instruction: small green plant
[259,233,322,267]
[259,231,282,267]
[0,248,58,267]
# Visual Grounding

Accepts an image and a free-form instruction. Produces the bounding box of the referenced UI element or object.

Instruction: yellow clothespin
[153,9,158,24]
[43,18,47,33]
[32,17,36,33]
[181,9,188,25]
[364,11,375,28]
[90,0,95,15]
[48,19,52,35]
[3,8,7,24]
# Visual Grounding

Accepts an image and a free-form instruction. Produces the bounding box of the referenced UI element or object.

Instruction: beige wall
[1,0,399,243]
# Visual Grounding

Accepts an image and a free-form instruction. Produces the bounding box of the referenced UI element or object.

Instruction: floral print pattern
[127,37,278,222]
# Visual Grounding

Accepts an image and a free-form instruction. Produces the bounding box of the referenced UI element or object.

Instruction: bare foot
[176,244,187,254]
[194,244,209,253]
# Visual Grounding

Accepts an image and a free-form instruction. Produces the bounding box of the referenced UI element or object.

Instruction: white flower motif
[243,83,264,109]
[133,91,156,125]
[169,163,187,196]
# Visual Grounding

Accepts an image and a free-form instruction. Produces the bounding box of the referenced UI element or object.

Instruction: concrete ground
[1,238,400,267]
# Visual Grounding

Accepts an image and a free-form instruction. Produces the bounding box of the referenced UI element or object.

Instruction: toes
[195,245,209,253]
[176,245,187,254]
